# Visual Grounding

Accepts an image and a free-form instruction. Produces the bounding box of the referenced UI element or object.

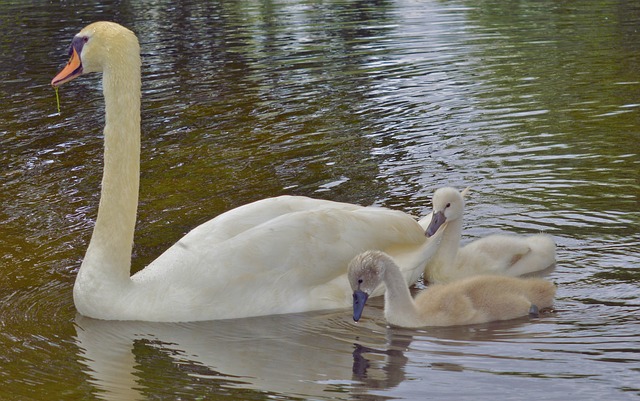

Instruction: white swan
[51,21,444,322]
[423,187,556,284]
[348,251,556,327]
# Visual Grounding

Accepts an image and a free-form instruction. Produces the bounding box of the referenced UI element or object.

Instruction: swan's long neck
[382,261,421,326]
[438,215,462,262]
[427,214,463,281]
[75,49,141,302]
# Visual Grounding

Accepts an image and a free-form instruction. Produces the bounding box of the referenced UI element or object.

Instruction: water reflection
[75,299,640,400]
[75,312,361,400]
[72,309,546,400]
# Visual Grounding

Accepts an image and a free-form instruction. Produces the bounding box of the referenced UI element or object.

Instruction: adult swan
[51,21,443,322]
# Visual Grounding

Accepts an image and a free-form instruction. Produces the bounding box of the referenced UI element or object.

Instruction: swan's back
[458,275,556,309]
[413,275,556,326]
[455,234,556,278]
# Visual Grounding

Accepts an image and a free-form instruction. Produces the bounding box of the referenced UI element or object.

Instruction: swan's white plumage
[423,187,556,284]
[53,21,443,322]
[348,250,556,327]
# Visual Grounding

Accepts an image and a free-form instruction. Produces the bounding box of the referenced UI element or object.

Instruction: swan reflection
[74,310,390,400]
[74,296,545,399]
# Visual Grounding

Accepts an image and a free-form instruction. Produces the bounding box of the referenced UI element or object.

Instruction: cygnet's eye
[446,202,451,208]
[358,278,363,284]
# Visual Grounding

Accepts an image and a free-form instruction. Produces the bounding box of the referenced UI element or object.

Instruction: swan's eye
[446,203,451,208]
[69,35,90,56]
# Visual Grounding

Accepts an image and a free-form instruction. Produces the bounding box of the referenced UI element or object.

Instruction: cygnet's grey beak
[425,211,446,237]
[352,290,369,322]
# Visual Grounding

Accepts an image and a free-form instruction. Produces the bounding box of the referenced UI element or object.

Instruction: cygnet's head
[425,187,465,237]
[348,250,395,322]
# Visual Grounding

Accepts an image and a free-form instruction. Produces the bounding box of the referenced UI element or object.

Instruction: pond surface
[1,0,639,399]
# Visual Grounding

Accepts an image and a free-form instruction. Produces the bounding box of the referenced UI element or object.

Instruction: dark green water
[1,0,638,399]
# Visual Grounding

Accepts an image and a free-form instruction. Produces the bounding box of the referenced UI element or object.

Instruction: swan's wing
[460,235,533,259]
[184,195,363,245]
[417,211,433,230]
[457,234,555,277]
[134,205,426,319]
[212,206,426,285]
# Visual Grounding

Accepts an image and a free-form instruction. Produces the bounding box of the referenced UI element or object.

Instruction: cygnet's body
[348,250,556,328]
[424,187,556,284]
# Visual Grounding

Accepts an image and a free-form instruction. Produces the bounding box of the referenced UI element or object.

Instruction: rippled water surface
[1,0,639,400]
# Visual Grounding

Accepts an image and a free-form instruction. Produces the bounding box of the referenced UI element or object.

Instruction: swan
[51,21,445,322]
[348,250,556,327]
[423,187,556,284]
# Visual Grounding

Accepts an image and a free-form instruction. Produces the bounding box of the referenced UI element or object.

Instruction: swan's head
[425,187,465,237]
[52,21,139,87]
[348,250,395,322]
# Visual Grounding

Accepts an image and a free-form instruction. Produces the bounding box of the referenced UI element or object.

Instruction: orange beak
[52,47,83,87]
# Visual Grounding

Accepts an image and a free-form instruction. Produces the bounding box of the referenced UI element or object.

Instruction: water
[1,0,639,399]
